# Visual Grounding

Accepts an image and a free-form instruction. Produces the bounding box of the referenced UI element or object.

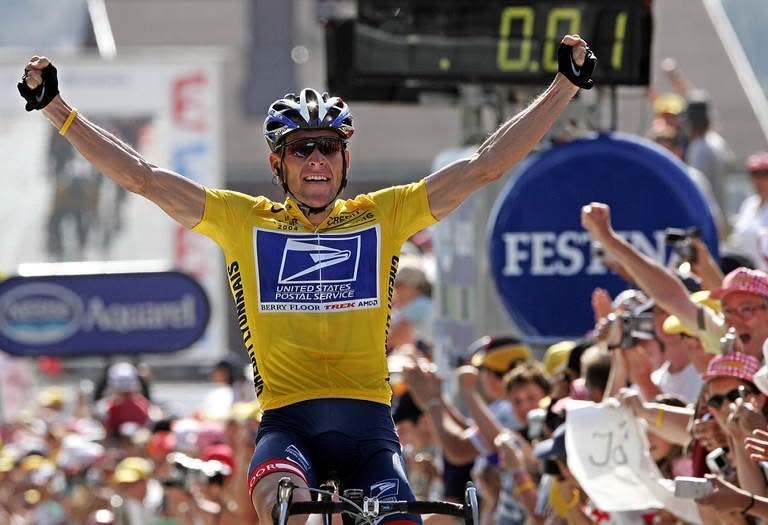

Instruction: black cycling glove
[18,63,59,111]
[557,43,597,90]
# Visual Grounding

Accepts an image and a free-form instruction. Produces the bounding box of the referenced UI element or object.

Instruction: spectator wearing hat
[661,290,719,374]
[727,151,768,271]
[711,268,768,360]
[649,300,704,404]
[648,92,687,137]
[619,350,766,523]
[100,363,152,439]
[582,202,768,361]
[542,340,583,404]
[700,353,767,497]
[600,282,704,404]
[466,336,532,430]
[112,457,163,524]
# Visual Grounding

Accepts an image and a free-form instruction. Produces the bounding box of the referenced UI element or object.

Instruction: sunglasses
[283,137,345,159]
[706,385,755,410]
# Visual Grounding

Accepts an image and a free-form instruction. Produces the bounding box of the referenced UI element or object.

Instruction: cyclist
[18,34,596,525]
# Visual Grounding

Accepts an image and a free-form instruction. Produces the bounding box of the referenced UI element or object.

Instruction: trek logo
[370,479,399,501]
[255,226,380,313]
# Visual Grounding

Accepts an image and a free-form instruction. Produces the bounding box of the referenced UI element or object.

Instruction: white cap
[107,362,140,393]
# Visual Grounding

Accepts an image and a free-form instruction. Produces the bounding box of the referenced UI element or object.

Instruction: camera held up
[664,226,700,265]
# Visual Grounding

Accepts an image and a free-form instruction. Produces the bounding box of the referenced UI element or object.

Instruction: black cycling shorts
[248,398,421,524]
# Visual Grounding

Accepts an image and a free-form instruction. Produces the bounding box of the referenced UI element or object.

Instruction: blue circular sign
[488,132,718,341]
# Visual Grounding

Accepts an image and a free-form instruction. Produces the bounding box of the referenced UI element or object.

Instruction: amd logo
[501,230,669,277]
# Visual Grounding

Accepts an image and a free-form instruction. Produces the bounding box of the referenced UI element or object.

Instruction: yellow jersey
[192,180,437,410]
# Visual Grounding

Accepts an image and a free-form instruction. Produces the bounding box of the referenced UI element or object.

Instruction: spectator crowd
[5,60,768,525]
[0,359,261,524]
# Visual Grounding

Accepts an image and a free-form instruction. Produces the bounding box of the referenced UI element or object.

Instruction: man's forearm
[42,96,154,194]
[602,231,696,324]
[733,438,768,498]
[472,75,578,180]
[461,389,504,447]
[423,405,478,464]
[642,404,694,446]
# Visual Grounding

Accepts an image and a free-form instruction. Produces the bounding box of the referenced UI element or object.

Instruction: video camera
[664,227,700,264]
[162,452,231,489]
[606,306,655,350]
[619,309,655,349]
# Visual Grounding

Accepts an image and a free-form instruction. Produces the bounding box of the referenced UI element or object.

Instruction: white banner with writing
[565,400,701,524]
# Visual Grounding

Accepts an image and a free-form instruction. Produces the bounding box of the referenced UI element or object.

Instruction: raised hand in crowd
[745,429,768,463]
[688,237,724,289]
[402,358,442,411]
[725,395,767,442]
[455,365,480,395]
[692,416,729,452]
[591,287,613,323]
[401,359,482,465]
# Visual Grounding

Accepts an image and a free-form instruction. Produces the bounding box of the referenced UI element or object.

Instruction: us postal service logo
[254,225,380,312]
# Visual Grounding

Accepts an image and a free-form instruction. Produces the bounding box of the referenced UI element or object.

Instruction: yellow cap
[471,344,531,374]
[663,291,721,337]
[113,457,153,484]
[19,454,51,473]
[37,386,67,408]
[24,489,41,505]
[653,93,686,115]
[543,341,576,376]
[0,454,15,473]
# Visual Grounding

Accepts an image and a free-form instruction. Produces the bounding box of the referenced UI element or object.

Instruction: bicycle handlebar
[284,499,465,518]
[272,477,477,525]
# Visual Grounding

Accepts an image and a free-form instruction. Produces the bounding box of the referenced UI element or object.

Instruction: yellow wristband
[566,488,581,509]
[514,480,536,495]
[59,108,78,136]
[655,409,664,428]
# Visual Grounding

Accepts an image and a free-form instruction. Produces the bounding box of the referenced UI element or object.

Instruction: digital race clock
[334,0,652,88]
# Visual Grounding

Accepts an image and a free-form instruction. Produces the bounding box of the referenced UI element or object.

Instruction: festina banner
[488,133,718,340]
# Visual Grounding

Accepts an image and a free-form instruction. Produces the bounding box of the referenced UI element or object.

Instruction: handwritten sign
[565,400,701,523]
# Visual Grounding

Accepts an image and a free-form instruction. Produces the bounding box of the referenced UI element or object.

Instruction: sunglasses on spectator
[722,303,768,319]
[283,137,345,159]
[706,385,756,410]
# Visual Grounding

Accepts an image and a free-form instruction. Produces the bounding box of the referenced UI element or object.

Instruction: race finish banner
[488,133,718,341]
[0,52,226,363]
